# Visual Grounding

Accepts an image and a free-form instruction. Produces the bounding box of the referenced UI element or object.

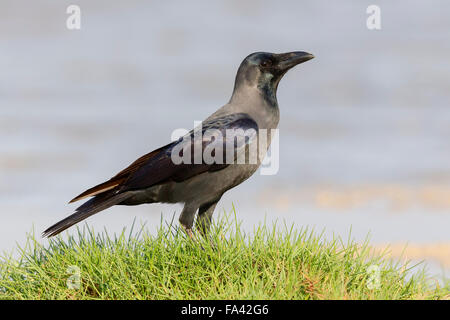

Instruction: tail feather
[42,191,132,238]
[68,179,126,204]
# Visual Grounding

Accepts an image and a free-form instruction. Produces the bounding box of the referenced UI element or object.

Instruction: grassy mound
[1,213,448,299]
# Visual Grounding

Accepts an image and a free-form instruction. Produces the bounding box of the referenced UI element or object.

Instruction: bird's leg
[196,200,219,237]
[179,203,198,240]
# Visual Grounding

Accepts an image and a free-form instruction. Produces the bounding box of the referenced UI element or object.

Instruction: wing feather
[70,113,258,201]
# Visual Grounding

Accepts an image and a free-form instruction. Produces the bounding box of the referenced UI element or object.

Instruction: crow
[43,51,314,238]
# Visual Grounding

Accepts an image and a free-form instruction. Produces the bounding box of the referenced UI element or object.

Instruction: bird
[43,51,314,238]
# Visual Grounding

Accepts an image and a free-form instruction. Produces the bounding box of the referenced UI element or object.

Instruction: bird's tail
[42,191,132,238]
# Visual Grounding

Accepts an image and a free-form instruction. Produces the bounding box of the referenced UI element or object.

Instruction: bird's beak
[277,51,314,70]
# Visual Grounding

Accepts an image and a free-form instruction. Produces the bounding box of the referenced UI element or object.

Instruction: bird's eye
[260,59,272,68]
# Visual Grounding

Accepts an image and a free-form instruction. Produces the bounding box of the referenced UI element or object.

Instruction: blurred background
[0,1,449,278]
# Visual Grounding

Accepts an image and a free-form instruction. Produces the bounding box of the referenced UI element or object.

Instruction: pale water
[0,1,449,278]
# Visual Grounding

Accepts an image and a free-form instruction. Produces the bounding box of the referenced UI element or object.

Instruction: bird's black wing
[119,112,259,191]
[70,112,258,202]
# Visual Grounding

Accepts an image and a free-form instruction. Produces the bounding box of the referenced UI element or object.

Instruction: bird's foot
[180,224,196,241]
[185,227,195,240]
[181,224,218,253]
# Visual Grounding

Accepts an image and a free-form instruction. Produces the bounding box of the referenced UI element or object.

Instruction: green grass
[0,212,448,300]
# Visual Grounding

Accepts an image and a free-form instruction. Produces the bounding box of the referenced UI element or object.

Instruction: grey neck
[227,84,280,130]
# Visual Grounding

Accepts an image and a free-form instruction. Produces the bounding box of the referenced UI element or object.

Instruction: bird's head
[232,51,314,105]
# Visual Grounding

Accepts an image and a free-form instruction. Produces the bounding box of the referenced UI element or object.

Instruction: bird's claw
[185,227,195,240]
